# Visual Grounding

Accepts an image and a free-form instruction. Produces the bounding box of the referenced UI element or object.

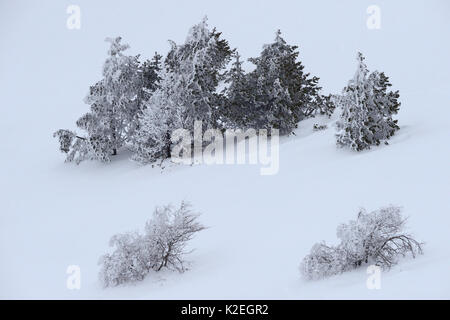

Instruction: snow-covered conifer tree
[140,52,163,100]
[82,37,145,155]
[164,16,232,129]
[222,52,255,129]
[55,37,159,163]
[131,66,184,163]
[246,30,330,135]
[368,71,401,140]
[132,17,232,163]
[336,52,400,151]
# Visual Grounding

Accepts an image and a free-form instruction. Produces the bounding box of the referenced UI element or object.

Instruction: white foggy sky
[0,0,449,130]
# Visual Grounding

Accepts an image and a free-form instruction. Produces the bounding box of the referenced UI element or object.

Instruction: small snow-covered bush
[99,201,205,287]
[300,206,423,280]
[99,232,149,287]
[145,202,206,272]
[299,242,348,280]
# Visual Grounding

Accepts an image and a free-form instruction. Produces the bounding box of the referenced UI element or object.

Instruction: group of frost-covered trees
[55,18,401,164]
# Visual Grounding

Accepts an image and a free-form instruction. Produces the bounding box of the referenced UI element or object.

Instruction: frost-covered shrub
[99,232,149,287]
[300,206,423,280]
[300,242,348,280]
[145,202,206,272]
[99,201,205,287]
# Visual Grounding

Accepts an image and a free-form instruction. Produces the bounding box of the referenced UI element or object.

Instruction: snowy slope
[1,110,449,299]
[1,0,449,299]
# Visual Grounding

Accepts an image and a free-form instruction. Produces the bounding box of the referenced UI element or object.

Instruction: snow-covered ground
[1,0,449,299]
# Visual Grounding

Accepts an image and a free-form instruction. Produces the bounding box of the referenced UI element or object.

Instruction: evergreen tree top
[185,15,210,45]
[353,52,369,83]
[274,29,285,44]
[251,30,300,67]
[230,52,244,72]
[165,17,232,75]
[105,37,130,56]
[224,52,245,86]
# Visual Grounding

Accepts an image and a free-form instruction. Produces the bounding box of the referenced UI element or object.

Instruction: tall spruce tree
[368,71,400,139]
[55,37,160,163]
[245,30,330,135]
[132,17,232,164]
[336,52,400,151]
[140,52,163,100]
[222,52,255,129]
